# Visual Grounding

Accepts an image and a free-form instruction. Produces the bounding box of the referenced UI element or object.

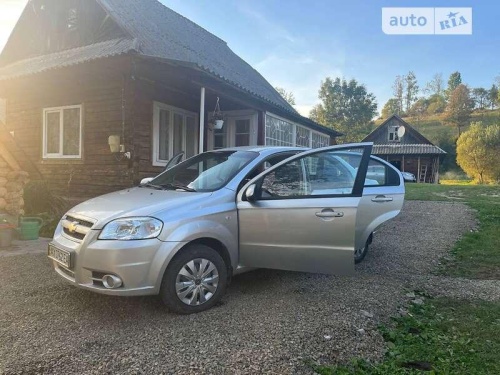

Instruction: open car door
[236,143,373,275]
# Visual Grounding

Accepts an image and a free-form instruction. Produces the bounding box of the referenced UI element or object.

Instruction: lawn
[312,297,500,375]
[405,181,500,279]
[312,182,500,375]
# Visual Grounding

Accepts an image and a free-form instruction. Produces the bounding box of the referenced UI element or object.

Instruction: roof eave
[136,55,342,137]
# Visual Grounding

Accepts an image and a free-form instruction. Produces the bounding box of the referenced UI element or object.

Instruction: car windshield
[148,150,258,192]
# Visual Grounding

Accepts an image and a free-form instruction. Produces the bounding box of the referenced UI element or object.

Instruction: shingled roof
[0,0,297,115]
[372,144,446,155]
[0,38,138,81]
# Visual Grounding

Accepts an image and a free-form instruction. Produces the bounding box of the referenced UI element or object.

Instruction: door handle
[315,211,344,218]
[371,195,393,203]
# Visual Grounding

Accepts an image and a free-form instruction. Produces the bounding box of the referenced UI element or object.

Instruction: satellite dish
[397,126,406,138]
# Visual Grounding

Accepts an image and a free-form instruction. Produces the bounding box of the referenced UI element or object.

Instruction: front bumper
[49,229,185,296]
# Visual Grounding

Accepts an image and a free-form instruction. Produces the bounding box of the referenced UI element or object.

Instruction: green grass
[312,298,500,374]
[405,182,500,279]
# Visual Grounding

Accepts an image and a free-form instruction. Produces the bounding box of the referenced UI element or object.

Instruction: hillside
[375,109,500,143]
[373,109,500,174]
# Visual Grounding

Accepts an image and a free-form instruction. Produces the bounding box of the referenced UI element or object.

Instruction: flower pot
[19,217,44,240]
[214,120,224,130]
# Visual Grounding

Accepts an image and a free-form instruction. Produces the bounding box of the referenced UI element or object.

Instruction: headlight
[98,217,163,240]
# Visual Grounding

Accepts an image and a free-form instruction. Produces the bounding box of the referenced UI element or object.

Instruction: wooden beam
[257,111,265,145]
[402,155,405,172]
[434,157,439,184]
[417,156,421,183]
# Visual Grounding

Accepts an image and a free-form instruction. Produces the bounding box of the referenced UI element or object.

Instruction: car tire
[354,241,369,264]
[160,244,228,314]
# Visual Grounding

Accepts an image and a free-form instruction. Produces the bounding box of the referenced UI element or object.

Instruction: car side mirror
[140,177,154,185]
[245,184,257,201]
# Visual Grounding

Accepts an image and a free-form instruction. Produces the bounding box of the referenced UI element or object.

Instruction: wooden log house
[0,0,340,199]
[362,115,446,183]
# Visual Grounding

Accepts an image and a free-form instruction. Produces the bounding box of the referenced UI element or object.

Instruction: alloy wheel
[175,258,219,306]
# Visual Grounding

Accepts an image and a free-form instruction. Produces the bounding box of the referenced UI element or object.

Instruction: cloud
[233,3,346,118]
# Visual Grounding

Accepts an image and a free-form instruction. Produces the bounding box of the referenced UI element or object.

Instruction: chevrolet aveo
[48,143,405,314]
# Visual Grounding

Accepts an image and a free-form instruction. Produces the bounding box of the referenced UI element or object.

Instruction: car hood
[66,187,213,229]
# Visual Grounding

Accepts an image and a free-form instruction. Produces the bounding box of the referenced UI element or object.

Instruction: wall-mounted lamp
[108,135,131,159]
[108,135,121,153]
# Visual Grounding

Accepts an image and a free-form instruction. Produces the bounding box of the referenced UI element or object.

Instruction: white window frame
[208,110,258,150]
[264,112,330,148]
[42,105,83,159]
[388,125,400,142]
[152,102,198,167]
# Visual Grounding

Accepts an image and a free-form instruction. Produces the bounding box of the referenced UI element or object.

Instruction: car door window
[261,159,306,197]
[365,158,401,187]
[237,152,299,192]
[255,148,367,199]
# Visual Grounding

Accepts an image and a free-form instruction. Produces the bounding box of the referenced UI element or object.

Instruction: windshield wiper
[161,183,197,192]
[139,182,163,190]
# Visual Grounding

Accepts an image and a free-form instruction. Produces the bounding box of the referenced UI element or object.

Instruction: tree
[488,84,499,109]
[426,94,446,114]
[457,123,500,183]
[309,77,378,143]
[404,71,419,113]
[445,71,462,99]
[408,97,428,120]
[424,73,444,96]
[274,87,296,106]
[381,98,400,118]
[444,84,474,137]
[472,87,489,110]
[392,75,405,115]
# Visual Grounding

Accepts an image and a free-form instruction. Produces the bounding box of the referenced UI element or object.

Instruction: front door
[236,144,372,275]
[210,111,258,150]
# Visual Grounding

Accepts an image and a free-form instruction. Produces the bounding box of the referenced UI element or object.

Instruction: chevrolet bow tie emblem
[68,221,79,233]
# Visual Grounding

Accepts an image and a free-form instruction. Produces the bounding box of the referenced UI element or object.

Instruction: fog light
[102,274,123,289]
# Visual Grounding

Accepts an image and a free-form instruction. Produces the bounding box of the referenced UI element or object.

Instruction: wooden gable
[363,115,434,145]
[0,0,127,67]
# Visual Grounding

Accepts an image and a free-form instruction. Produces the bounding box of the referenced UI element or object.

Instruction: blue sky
[1,0,498,116]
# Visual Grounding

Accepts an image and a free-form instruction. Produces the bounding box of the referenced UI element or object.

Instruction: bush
[23,180,68,238]
[456,123,500,183]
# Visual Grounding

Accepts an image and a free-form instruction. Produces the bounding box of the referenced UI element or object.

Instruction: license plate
[48,245,72,268]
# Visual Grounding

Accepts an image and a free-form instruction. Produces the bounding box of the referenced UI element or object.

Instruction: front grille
[63,228,86,240]
[66,215,94,228]
[61,214,96,242]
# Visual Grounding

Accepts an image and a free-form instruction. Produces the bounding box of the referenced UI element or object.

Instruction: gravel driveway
[0,201,497,374]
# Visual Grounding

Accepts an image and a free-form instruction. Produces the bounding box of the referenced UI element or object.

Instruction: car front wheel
[160,244,228,314]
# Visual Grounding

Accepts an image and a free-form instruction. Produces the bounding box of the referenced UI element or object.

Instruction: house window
[388,126,400,142]
[153,102,197,166]
[311,131,330,148]
[265,113,330,148]
[265,114,294,146]
[43,105,82,159]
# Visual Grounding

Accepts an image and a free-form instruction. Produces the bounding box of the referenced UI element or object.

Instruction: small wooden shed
[362,115,446,183]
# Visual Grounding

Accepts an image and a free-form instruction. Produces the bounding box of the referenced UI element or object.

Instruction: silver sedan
[48,143,404,314]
